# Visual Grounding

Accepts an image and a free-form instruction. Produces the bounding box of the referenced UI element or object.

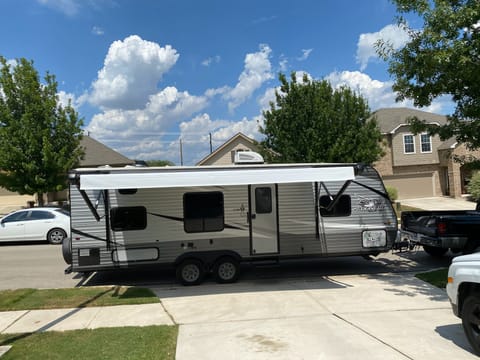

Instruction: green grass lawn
[415,268,449,288]
[0,325,178,360]
[0,286,159,311]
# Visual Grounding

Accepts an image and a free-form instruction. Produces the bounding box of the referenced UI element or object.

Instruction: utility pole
[179,138,183,166]
[209,133,213,153]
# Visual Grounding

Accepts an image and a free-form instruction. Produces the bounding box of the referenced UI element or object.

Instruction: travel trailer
[64,162,398,285]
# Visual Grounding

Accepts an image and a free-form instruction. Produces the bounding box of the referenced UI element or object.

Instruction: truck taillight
[437,222,447,235]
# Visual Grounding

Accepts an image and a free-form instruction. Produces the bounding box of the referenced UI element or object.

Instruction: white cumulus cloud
[325,70,454,113]
[89,35,179,110]
[326,70,407,110]
[224,44,273,112]
[356,24,409,71]
[87,86,208,138]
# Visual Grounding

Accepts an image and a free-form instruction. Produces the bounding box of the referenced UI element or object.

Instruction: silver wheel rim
[218,262,236,280]
[182,264,200,282]
[50,230,65,243]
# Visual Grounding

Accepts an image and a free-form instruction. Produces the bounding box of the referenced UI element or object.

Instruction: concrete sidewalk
[0,303,174,334]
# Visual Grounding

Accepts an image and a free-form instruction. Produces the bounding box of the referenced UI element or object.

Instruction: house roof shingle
[79,136,134,167]
[373,107,448,134]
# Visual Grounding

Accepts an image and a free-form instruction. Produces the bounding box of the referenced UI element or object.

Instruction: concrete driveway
[152,271,475,359]
[399,196,476,211]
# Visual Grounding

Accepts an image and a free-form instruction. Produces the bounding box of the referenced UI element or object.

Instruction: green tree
[468,171,480,201]
[145,160,175,167]
[377,0,480,149]
[0,57,84,206]
[259,72,384,164]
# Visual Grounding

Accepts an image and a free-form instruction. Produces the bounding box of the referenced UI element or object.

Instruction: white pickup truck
[447,252,480,355]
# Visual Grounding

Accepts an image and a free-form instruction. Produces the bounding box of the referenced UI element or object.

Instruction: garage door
[383,173,435,199]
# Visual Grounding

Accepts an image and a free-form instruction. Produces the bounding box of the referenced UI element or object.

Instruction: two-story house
[197,108,480,200]
[373,107,480,199]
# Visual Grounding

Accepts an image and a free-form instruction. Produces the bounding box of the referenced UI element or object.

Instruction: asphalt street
[0,242,453,290]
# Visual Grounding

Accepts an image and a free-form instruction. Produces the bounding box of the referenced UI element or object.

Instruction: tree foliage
[377,0,480,149]
[0,57,84,205]
[145,160,175,167]
[467,171,480,201]
[259,73,384,164]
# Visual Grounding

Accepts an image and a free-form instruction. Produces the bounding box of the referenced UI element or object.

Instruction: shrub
[386,186,398,202]
[468,171,480,201]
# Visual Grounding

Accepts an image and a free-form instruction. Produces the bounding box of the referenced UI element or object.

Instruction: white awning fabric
[78,166,355,190]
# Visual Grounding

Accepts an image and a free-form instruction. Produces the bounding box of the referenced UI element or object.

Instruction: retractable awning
[78,165,356,190]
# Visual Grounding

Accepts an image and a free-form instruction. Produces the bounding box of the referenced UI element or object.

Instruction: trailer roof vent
[234,151,264,165]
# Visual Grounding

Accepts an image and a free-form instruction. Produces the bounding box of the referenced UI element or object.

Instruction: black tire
[462,294,480,355]
[423,245,448,257]
[62,236,72,265]
[176,259,205,286]
[213,256,240,284]
[47,228,67,244]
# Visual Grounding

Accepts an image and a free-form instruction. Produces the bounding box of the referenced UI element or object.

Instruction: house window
[183,192,224,233]
[420,133,432,153]
[403,134,415,154]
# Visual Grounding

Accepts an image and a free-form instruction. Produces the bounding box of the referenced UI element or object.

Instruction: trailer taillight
[437,221,447,235]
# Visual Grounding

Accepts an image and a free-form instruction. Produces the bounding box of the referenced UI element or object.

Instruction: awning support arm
[318,180,352,212]
[326,180,352,212]
[78,187,101,222]
[351,180,390,200]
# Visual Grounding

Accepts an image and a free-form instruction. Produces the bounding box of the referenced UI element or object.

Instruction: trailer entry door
[249,184,279,254]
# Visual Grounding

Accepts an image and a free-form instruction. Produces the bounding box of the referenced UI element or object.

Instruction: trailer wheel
[213,256,240,284]
[62,236,72,265]
[461,293,480,355]
[423,245,448,257]
[176,259,205,286]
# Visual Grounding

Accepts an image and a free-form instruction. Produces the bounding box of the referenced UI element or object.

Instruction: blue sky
[0,0,453,165]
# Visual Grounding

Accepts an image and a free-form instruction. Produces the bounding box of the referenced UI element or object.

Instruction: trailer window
[255,187,272,214]
[110,206,147,231]
[184,192,224,233]
[319,195,351,217]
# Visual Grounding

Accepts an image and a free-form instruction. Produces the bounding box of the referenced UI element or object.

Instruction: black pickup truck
[399,210,480,256]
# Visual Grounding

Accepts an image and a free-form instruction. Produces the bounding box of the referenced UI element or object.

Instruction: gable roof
[373,108,448,134]
[79,136,134,167]
[196,132,259,165]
